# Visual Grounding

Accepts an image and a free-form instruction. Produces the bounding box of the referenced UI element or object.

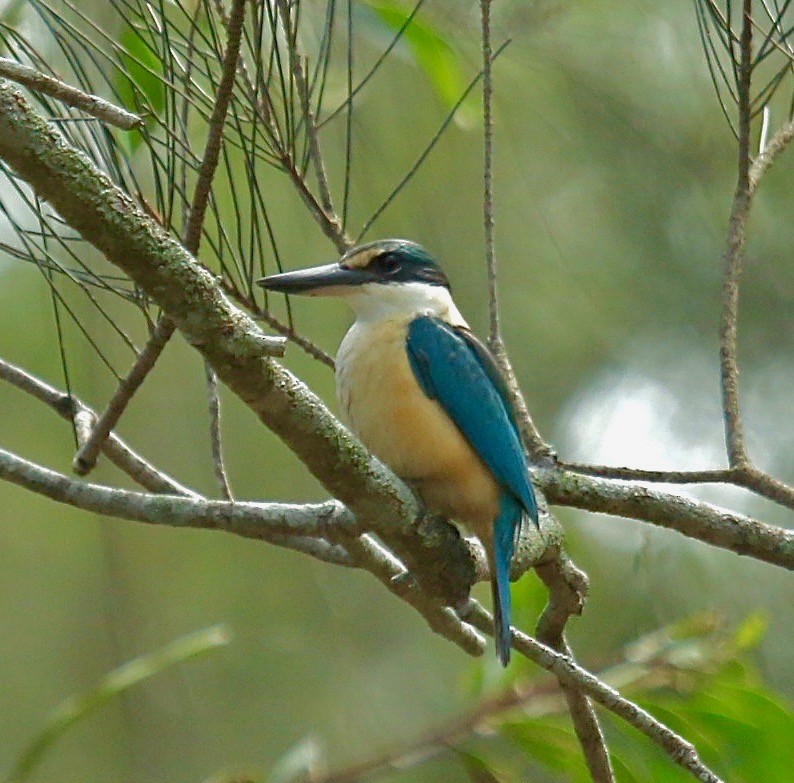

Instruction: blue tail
[492,493,523,666]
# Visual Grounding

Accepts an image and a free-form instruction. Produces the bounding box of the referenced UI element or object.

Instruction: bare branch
[0,445,351,541]
[478,15,611,773]
[72,316,177,474]
[479,0,500,349]
[557,460,794,510]
[535,556,615,783]
[0,357,358,567]
[749,116,794,191]
[275,0,335,216]
[337,532,486,657]
[0,56,142,130]
[304,616,731,783]
[538,466,794,569]
[463,601,726,783]
[719,0,753,467]
[0,355,199,497]
[204,361,234,500]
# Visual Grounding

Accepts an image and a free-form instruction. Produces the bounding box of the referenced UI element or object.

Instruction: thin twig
[275,0,335,215]
[72,0,249,476]
[0,355,198,497]
[358,39,511,241]
[219,280,336,368]
[204,361,234,499]
[480,0,500,349]
[463,601,726,783]
[470,21,553,464]
[719,0,753,467]
[221,3,349,252]
[72,316,177,475]
[748,115,794,190]
[0,57,142,129]
[557,460,794,510]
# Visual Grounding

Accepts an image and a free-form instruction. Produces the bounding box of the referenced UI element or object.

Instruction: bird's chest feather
[335,318,500,527]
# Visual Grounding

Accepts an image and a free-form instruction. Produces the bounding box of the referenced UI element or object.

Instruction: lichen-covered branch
[0,445,351,541]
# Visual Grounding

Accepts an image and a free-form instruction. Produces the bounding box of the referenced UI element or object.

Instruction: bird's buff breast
[336,318,500,529]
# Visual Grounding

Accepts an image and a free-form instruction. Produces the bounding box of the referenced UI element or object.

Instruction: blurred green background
[0,1,791,781]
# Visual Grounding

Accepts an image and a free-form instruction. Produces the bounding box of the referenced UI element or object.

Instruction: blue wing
[406,316,537,524]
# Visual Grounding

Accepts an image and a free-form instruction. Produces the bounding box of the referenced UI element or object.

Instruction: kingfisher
[257,239,538,665]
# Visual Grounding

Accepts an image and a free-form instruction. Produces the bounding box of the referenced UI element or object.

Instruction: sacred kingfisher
[258,239,538,665]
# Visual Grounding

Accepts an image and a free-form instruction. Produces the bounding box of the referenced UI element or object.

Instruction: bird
[257,239,538,665]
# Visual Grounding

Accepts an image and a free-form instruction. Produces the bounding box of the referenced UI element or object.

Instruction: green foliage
[5,625,230,783]
[361,0,472,118]
[456,617,794,783]
[114,22,165,149]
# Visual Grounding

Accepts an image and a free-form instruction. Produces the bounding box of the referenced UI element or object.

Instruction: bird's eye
[378,252,402,275]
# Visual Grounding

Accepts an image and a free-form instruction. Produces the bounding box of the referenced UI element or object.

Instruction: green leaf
[501,719,588,780]
[454,748,503,783]
[362,1,472,120]
[114,23,166,150]
[6,625,230,783]
[732,611,768,651]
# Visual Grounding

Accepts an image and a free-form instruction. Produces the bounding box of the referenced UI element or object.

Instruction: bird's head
[257,239,460,322]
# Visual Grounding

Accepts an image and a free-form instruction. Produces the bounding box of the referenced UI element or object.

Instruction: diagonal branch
[535,556,614,783]
[0,79,506,607]
[463,601,726,783]
[0,56,142,130]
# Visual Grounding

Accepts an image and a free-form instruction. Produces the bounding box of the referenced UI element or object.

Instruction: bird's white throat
[343,281,468,326]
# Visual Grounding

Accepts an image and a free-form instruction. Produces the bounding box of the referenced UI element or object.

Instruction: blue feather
[406,316,538,665]
[406,317,537,523]
[493,493,523,665]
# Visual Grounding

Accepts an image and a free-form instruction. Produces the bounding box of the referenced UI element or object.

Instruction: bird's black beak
[256,263,373,295]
